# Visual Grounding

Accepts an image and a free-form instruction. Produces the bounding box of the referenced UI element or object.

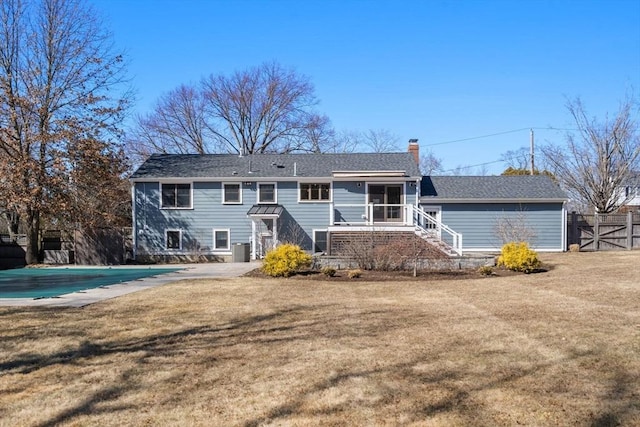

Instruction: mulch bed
[242,266,540,281]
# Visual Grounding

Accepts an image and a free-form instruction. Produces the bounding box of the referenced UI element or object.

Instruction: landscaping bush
[497,241,541,273]
[321,266,336,277]
[262,244,312,277]
[478,265,494,276]
[347,269,362,279]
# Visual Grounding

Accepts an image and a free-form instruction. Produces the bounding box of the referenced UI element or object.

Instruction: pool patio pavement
[0,262,262,308]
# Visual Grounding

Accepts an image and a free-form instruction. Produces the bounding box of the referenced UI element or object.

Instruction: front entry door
[369,185,403,223]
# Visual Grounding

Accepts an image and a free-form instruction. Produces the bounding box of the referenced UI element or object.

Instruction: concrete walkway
[0,261,261,308]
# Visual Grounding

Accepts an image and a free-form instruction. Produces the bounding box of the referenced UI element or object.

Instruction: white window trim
[159,182,193,210]
[298,182,332,203]
[222,183,242,204]
[257,182,277,204]
[165,229,182,250]
[212,228,231,251]
[313,229,328,254]
[365,182,408,205]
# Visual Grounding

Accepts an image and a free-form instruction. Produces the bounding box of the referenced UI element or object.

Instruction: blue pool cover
[0,267,181,299]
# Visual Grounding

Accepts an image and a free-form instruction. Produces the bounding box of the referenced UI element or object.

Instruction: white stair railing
[412,206,463,255]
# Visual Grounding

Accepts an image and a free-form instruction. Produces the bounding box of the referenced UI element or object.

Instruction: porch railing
[329,203,414,226]
[329,203,463,255]
[413,206,462,255]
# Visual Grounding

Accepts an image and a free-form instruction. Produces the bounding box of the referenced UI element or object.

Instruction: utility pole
[530,128,535,175]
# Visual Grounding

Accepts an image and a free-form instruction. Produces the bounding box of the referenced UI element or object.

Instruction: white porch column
[329,202,334,226]
[273,218,278,247]
[250,219,256,260]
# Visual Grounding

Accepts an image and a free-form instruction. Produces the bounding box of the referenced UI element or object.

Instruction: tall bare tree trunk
[25,209,40,264]
[2,210,20,240]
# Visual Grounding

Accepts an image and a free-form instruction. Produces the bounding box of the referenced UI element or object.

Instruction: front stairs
[328,228,459,258]
[413,226,459,256]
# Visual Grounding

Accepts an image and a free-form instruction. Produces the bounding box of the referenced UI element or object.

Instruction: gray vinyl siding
[134,181,254,255]
[438,203,564,251]
[277,181,332,250]
[135,179,417,256]
[332,182,366,224]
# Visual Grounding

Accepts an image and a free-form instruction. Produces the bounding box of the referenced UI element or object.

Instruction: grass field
[0,251,638,426]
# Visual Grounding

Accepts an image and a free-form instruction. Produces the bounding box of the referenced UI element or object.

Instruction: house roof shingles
[131,153,422,180]
[420,175,567,201]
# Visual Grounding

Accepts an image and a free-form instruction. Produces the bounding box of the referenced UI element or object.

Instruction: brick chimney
[408,139,419,165]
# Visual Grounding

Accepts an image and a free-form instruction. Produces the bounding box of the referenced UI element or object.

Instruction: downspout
[562,201,568,252]
[415,177,421,227]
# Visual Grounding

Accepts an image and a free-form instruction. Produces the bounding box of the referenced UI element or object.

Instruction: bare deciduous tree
[500,147,552,176]
[359,129,401,152]
[420,149,444,175]
[494,210,537,246]
[332,128,401,153]
[127,62,332,159]
[541,95,640,213]
[126,84,209,164]
[500,147,532,170]
[448,164,490,176]
[301,114,335,153]
[0,0,130,263]
[328,130,361,153]
[202,62,328,154]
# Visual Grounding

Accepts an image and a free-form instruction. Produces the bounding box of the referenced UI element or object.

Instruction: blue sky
[93,0,640,174]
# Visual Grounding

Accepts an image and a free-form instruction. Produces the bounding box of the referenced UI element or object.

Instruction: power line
[432,126,581,174]
[440,143,553,174]
[424,126,579,147]
[441,159,505,174]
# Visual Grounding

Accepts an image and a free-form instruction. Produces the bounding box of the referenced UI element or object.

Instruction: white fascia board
[132,175,422,183]
[332,170,407,178]
[132,176,327,183]
[419,198,568,204]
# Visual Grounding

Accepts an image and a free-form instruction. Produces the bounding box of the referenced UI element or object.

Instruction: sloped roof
[420,175,567,202]
[131,152,421,180]
[247,205,284,216]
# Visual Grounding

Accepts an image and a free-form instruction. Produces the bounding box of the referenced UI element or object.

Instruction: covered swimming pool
[0,267,181,299]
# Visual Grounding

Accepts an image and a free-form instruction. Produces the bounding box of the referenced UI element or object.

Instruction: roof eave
[131,175,422,182]
[419,197,568,203]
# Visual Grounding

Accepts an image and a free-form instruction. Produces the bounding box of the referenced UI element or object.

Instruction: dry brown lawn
[0,251,639,426]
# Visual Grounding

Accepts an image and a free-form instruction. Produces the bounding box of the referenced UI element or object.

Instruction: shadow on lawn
[2,303,375,425]
[242,350,639,427]
[590,367,640,427]
[2,301,638,426]
[0,304,333,374]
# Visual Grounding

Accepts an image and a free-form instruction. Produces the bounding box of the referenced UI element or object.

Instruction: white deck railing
[329,203,414,226]
[329,203,462,255]
[412,205,463,255]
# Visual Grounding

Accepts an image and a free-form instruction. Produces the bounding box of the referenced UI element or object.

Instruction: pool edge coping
[0,262,261,307]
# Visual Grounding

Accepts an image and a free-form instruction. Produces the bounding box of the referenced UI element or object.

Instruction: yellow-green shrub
[478,265,494,276]
[497,242,541,273]
[321,266,336,277]
[262,244,312,277]
[347,269,362,279]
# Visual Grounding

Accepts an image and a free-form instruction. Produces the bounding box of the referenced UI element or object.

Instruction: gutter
[418,198,569,204]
